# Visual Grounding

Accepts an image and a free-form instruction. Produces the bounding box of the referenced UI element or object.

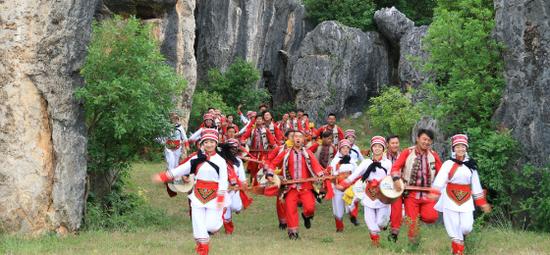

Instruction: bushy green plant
[77,16,185,217]
[367,87,420,138]
[374,0,437,25]
[188,90,232,129]
[421,0,504,133]
[84,171,170,231]
[271,102,295,120]
[304,0,377,31]
[465,128,550,232]
[206,58,268,110]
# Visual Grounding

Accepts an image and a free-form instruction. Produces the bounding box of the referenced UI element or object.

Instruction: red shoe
[224,220,235,234]
[335,218,344,232]
[370,233,380,247]
[452,241,464,255]
[196,242,209,255]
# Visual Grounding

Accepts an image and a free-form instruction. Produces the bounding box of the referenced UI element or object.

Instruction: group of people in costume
[152,105,491,255]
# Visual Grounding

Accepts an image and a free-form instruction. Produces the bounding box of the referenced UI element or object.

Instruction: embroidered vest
[402,147,437,185]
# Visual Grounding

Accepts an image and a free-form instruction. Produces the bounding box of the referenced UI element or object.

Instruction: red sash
[446,183,471,205]
[227,162,253,208]
[166,140,181,150]
[365,179,380,200]
[194,180,218,204]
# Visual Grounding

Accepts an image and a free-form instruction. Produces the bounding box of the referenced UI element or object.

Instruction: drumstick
[404,185,435,192]
[238,156,265,164]
[281,175,337,185]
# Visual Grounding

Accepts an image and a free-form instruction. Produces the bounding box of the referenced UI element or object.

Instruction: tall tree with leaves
[77,16,186,201]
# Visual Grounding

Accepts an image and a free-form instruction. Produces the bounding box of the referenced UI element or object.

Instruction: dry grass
[1,161,549,255]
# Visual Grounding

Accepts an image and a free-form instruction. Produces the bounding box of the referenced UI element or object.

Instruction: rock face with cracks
[195,0,310,106]
[290,21,390,123]
[493,0,550,166]
[374,7,431,89]
[0,0,97,234]
[101,0,197,128]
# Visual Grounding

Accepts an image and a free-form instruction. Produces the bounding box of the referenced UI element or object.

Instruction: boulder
[290,21,390,123]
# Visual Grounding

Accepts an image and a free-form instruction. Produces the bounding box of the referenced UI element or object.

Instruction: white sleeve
[237,161,247,182]
[346,159,371,183]
[471,170,483,196]
[329,156,340,175]
[354,145,365,162]
[218,160,228,192]
[432,161,451,191]
[168,158,192,178]
[238,122,251,135]
[240,113,249,125]
[188,128,202,142]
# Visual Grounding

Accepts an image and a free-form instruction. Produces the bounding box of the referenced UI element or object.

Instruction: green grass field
[1,161,550,254]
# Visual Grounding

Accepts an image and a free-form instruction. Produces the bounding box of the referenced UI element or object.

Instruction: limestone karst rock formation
[289,21,390,123]
[0,0,97,234]
[195,0,310,106]
[100,0,197,128]
[493,0,550,166]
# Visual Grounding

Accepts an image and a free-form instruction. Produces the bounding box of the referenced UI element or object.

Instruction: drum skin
[378,176,404,204]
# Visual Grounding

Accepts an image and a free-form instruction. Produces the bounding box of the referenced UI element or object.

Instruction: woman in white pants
[337,136,392,246]
[153,128,227,255]
[155,113,187,170]
[329,139,357,232]
[429,134,491,255]
[220,138,252,234]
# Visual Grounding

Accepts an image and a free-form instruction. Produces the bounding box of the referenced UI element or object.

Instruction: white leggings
[192,206,223,243]
[164,148,182,170]
[331,188,349,219]
[443,208,474,242]
[364,206,390,234]
[224,191,243,221]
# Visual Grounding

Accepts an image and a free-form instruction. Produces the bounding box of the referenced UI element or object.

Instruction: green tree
[304,0,377,31]
[188,90,232,129]
[206,58,269,111]
[421,0,504,133]
[373,0,437,25]
[367,87,420,138]
[77,16,186,201]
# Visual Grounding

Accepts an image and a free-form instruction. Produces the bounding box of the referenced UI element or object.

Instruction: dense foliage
[367,87,420,139]
[422,0,504,133]
[421,0,550,231]
[373,0,437,25]
[190,58,269,129]
[304,0,436,31]
[304,0,377,31]
[78,16,185,222]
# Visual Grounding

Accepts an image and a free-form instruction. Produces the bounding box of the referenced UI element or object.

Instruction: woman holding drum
[336,136,392,246]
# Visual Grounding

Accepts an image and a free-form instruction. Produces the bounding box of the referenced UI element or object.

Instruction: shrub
[188,90,232,129]
[421,0,504,133]
[304,0,377,31]
[77,15,185,221]
[206,58,268,111]
[367,87,420,139]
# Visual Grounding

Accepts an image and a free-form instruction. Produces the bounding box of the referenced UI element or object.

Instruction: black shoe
[279,223,287,230]
[302,213,312,229]
[288,232,300,240]
[388,233,398,243]
[350,216,359,226]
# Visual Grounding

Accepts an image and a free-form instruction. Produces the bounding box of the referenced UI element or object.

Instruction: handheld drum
[378,175,404,204]
[167,174,195,193]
